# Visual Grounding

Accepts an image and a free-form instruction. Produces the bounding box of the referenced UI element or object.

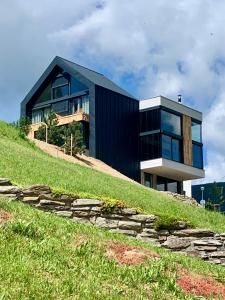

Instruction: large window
[36,82,52,104]
[192,144,203,169]
[156,176,181,193]
[71,77,88,95]
[144,173,152,188]
[161,110,181,136]
[162,134,181,162]
[192,119,203,168]
[32,107,50,123]
[52,74,69,99]
[70,95,89,115]
[192,121,202,143]
[52,100,68,114]
[52,85,69,99]
[32,109,43,123]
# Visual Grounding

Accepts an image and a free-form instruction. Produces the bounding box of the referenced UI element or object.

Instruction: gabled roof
[61,57,135,98]
[21,56,135,113]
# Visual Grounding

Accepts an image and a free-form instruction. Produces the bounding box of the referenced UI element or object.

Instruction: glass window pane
[167,181,178,193]
[52,75,68,87]
[32,109,43,123]
[157,176,166,191]
[36,82,51,104]
[71,77,88,95]
[82,95,89,114]
[162,135,172,160]
[161,110,181,135]
[144,173,152,188]
[53,85,69,99]
[43,107,51,119]
[52,100,68,114]
[192,121,202,142]
[172,139,181,162]
[192,144,203,168]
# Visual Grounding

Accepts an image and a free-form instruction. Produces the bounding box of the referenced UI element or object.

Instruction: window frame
[192,141,203,169]
[160,108,182,137]
[161,134,182,163]
[191,119,202,143]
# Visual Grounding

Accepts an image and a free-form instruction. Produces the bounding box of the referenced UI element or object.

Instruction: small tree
[64,121,85,156]
[16,116,31,139]
[36,112,64,147]
[206,182,224,211]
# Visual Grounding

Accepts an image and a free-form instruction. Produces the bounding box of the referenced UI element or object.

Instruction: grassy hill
[1,120,225,298]
[0,120,225,233]
[1,197,225,299]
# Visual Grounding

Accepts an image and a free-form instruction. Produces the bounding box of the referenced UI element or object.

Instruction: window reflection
[161,110,181,136]
[192,144,203,169]
[162,135,181,162]
[192,121,201,143]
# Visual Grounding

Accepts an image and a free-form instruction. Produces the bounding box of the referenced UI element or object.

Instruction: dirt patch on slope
[32,139,134,183]
[0,209,12,225]
[177,267,225,298]
[106,241,160,266]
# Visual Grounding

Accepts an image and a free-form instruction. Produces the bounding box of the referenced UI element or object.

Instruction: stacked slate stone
[1,178,225,266]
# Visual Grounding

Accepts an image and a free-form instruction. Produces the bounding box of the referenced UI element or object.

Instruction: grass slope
[0,120,225,233]
[1,198,225,300]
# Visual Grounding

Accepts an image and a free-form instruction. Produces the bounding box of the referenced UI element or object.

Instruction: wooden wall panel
[183,115,192,165]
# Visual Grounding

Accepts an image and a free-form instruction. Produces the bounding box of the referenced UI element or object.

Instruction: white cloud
[0,0,225,182]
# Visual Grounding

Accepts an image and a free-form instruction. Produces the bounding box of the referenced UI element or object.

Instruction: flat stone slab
[138,231,158,238]
[0,186,21,194]
[192,239,223,247]
[22,197,40,204]
[54,211,73,218]
[194,246,218,252]
[118,220,142,230]
[22,185,51,195]
[114,229,137,237]
[71,207,90,211]
[72,199,103,206]
[128,214,157,222]
[0,178,12,186]
[173,229,214,238]
[95,217,118,229]
[73,211,95,217]
[39,200,65,206]
[210,251,225,258]
[163,237,192,250]
[120,208,137,215]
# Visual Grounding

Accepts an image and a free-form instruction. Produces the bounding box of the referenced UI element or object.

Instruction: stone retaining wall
[1,178,225,267]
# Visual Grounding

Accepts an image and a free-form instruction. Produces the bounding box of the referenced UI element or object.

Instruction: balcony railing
[28,110,89,139]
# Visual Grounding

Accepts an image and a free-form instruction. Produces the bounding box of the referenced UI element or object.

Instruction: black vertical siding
[95,85,139,181]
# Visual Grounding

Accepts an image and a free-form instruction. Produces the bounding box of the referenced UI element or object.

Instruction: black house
[21,56,140,181]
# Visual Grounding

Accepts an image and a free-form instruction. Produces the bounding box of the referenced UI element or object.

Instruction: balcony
[28,111,89,139]
[140,158,205,181]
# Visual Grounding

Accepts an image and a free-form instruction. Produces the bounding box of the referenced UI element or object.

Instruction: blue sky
[0,0,225,183]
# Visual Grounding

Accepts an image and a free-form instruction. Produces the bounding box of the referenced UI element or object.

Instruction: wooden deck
[28,112,89,139]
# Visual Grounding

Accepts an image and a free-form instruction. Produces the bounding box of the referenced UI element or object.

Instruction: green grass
[0,120,225,233]
[0,197,225,300]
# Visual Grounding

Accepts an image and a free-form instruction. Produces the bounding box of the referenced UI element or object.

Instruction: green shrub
[154,215,191,231]
[9,221,40,239]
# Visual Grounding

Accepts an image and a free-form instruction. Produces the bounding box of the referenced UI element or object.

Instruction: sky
[0,0,225,183]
